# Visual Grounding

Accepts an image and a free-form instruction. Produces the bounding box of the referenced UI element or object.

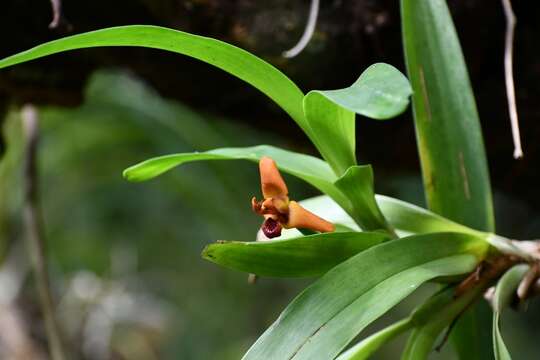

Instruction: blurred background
[0,0,539,359]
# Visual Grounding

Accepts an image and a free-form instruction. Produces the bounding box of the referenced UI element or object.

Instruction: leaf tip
[201,244,216,261]
[122,166,143,182]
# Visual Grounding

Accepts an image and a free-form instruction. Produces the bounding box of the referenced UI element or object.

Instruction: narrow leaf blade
[335,166,393,234]
[402,284,485,360]
[0,25,316,141]
[401,0,494,231]
[123,145,334,182]
[123,145,351,213]
[303,93,356,175]
[401,0,496,356]
[336,318,412,360]
[202,232,389,278]
[492,264,529,360]
[375,195,479,236]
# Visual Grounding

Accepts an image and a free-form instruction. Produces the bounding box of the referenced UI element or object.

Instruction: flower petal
[259,157,288,199]
[285,201,335,233]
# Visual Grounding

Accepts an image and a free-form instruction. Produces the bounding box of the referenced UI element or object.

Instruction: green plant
[1,1,538,359]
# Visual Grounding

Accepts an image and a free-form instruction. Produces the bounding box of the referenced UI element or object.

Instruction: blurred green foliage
[0,70,318,359]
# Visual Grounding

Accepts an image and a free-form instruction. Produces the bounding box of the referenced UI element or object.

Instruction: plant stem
[486,234,540,262]
[21,105,66,360]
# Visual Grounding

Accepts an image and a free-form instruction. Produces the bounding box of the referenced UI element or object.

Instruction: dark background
[0,0,539,359]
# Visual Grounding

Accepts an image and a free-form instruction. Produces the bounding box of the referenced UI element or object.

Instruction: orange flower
[252,157,335,238]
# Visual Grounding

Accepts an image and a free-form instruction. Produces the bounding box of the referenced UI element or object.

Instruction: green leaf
[375,195,480,237]
[297,194,481,237]
[401,0,494,232]
[313,63,412,120]
[243,232,488,360]
[447,304,493,360]
[303,93,356,175]
[492,264,529,360]
[493,315,511,360]
[334,166,393,234]
[336,318,412,360]
[401,0,496,356]
[0,25,314,140]
[402,284,485,360]
[302,63,412,175]
[124,145,332,182]
[202,232,389,278]
[124,145,352,216]
[492,264,528,314]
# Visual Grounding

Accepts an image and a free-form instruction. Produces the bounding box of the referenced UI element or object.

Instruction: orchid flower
[251,157,335,238]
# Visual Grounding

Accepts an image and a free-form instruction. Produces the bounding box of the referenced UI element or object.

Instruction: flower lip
[262,217,282,238]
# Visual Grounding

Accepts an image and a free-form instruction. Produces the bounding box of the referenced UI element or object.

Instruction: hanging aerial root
[282,0,320,58]
[501,0,523,159]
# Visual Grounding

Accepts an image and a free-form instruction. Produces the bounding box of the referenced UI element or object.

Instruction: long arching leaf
[401,0,496,356]
[0,25,310,137]
[122,145,351,214]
